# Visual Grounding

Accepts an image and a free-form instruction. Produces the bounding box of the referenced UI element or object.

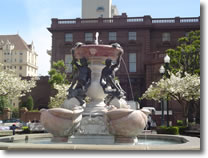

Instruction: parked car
[3,119,23,128]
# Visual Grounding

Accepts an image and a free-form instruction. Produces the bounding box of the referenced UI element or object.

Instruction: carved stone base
[76,113,109,135]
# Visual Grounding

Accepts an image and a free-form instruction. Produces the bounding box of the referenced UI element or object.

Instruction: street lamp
[164,54,170,78]
[159,54,170,127]
[164,54,170,127]
[159,65,165,74]
[164,54,170,63]
[159,65,165,126]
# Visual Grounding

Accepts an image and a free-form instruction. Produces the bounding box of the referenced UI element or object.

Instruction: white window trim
[65,33,73,42]
[128,32,137,40]
[109,32,117,41]
[85,33,93,42]
[162,32,171,42]
[128,53,137,72]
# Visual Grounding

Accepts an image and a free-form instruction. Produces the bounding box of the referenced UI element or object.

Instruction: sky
[0,0,201,76]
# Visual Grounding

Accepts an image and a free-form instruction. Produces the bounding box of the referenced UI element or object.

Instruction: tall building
[0,34,38,77]
[82,0,119,18]
[48,14,200,125]
[111,5,119,17]
[0,34,38,107]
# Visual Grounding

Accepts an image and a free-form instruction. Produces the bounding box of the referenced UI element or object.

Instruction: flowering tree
[0,64,36,99]
[0,64,36,111]
[165,30,200,123]
[141,72,200,123]
[48,83,70,108]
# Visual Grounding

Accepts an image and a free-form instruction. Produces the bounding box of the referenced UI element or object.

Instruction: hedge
[156,126,187,135]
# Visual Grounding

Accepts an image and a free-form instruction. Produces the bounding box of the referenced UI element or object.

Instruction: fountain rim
[73,43,123,61]
[0,133,200,150]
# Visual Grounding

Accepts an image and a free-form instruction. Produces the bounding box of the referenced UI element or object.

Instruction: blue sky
[0,0,200,75]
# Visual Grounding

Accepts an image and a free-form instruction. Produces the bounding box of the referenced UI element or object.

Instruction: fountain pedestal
[77,112,109,135]
[40,43,150,144]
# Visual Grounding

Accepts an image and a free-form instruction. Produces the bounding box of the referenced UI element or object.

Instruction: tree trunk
[177,99,189,126]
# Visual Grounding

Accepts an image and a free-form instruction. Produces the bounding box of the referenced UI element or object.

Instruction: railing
[103,19,114,23]
[58,19,76,24]
[127,17,144,22]
[180,17,200,23]
[152,19,175,23]
[52,16,200,26]
[81,19,98,24]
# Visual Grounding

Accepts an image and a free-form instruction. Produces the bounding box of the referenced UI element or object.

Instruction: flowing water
[95,32,99,45]
[121,57,135,101]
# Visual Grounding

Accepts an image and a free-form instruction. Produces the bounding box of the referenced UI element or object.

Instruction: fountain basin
[75,44,122,59]
[40,108,83,140]
[74,44,123,64]
[0,133,200,150]
[105,108,150,138]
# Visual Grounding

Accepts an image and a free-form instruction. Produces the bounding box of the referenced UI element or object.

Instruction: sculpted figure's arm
[112,51,123,70]
[71,48,80,69]
[68,49,79,91]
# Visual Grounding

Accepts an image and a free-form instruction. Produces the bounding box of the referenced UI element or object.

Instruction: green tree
[166,30,200,76]
[164,30,200,124]
[141,72,200,125]
[0,96,10,114]
[48,60,69,85]
[21,95,34,111]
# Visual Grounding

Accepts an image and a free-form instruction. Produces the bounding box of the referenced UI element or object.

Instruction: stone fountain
[40,34,151,144]
[0,33,200,151]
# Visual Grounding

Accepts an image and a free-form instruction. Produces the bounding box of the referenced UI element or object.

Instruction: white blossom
[48,83,70,108]
[0,64,36,99]
[141,72,200,102]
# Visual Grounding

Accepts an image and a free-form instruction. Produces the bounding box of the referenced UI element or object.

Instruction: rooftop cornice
[48,16,200,33]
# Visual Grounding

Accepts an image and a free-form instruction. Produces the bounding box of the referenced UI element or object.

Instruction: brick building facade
[47,13,200,125]
[21,76,52,110]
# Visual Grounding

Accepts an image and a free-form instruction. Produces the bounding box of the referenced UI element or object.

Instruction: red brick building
[21,76,52,110]
[48,13,200,125]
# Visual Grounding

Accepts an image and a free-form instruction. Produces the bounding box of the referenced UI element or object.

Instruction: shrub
[157,126,179,135]
[176,120,183,126]
[178,126,188,135]
[22,126,30,134]
[157,126,188,135]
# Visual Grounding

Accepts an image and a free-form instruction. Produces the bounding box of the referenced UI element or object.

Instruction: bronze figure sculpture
[100,44,126,105]
[67,47,91,106]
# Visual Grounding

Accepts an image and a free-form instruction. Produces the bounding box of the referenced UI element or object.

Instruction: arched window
[96,6,105,12]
